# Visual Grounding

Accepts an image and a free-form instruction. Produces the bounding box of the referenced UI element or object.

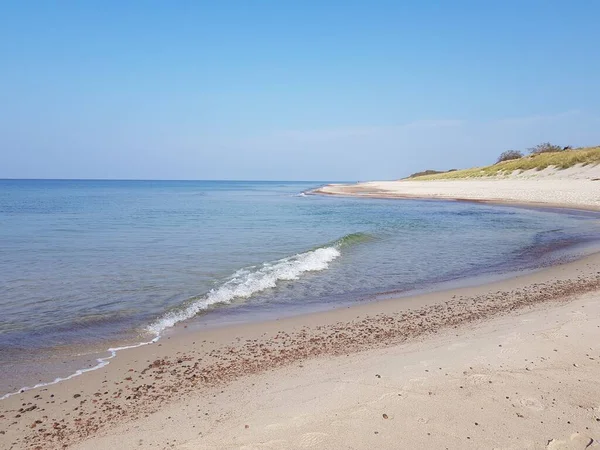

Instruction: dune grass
[408,146,600,180]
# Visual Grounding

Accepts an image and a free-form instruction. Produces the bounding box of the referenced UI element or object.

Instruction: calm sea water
[1,179,600,393]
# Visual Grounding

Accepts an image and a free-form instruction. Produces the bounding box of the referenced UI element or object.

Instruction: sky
[1,1,600,181]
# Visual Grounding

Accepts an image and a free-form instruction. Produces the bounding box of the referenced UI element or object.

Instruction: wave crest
[146,246,341,335]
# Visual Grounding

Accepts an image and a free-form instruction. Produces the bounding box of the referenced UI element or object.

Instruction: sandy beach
[3,174,600,449]
[4,1,600,448]
[2,242,600,449]
[313,165,600,211]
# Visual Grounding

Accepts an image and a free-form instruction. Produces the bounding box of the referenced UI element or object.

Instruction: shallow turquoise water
[1,179,600,391]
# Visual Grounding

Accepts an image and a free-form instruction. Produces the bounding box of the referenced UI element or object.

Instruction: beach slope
[3,252,600,449]
[314,164,600,211]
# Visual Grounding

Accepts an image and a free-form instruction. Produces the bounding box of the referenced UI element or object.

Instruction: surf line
[1,232,367,401]
[0,335,161,401]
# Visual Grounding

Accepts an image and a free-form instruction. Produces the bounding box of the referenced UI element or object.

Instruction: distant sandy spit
[3,250,600,449]
[313,167,600,211]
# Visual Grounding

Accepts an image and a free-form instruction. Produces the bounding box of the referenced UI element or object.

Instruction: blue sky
[1,1,600,180]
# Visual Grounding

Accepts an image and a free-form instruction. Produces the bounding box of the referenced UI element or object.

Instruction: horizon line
[0,177,356,183]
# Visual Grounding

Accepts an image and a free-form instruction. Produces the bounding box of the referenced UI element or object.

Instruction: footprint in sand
[264,422,286,431]
[540,327,566,341]
[447,342,469,351]
[498,332,522,355]
[466,374,490,385]
[546,432,598,449]
[289,414,315,427]
[239,440,289,450]
[264,413,313,431]
[298,432,330,448]
[569,310,588,319]
[519,397,544,411]
[379,391,402,401]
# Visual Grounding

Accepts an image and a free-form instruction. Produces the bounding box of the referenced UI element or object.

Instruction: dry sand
[314,165,600,211]
[2,249,600,449]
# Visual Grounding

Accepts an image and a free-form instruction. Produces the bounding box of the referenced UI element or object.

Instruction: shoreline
[311,178,600,213]
[3,186,600,448]
[3,178,599,400]
[3,246,600,448]
[3,211,598,401]
[314,188,600,214]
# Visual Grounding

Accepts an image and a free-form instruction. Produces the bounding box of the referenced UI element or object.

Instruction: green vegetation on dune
[407,169,458,178]
[407,146,600,180]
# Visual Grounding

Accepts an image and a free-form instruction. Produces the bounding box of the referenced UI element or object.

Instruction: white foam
[0,336,160,401]
[146,246,340,335]
[2,245,340,400]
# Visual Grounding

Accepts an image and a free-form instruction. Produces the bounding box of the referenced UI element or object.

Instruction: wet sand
[2,250,600,449]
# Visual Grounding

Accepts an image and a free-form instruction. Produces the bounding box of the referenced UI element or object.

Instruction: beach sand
[2,247,600,449]
[3,174,600,449]
[313,166,600,211]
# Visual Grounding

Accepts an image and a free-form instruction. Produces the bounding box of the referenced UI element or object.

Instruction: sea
[2,179,600,395]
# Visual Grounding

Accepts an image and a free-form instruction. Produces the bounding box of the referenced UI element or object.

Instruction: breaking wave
[146,232,371,335]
